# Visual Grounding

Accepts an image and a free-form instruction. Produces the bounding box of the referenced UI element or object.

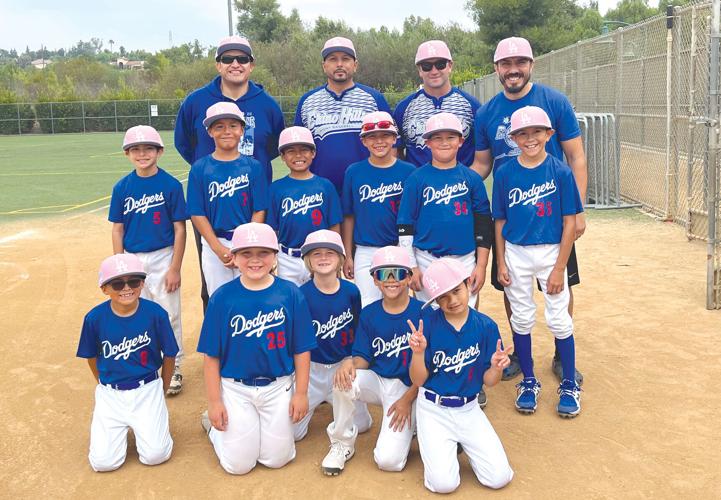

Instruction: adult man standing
[295,36,392,192]
[394,40,481,167]
[175,35,284,311]
[471,37,587,384]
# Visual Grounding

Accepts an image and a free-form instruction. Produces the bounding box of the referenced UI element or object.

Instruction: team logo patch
[313,308,354,339]
[123,192,165,215]
[426,277,440,293]
[372,331,411,358]
[508,180,557,207]
[358,182,403,203]
[102,331,152,360]
[422,181,468,205]
[245,227,259,243]
[432,343,480,374]
[230,308,286,338]
[208,174,249,202]
[281,193,323,216]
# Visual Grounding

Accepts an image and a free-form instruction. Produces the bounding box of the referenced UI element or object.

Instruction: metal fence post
[81,101,86,133]
[708,0,721,309]
[114,101,118,132]
[17,103,21,135]
[665,5,676,219]
[50,101,55,134]
[686,5,699,238]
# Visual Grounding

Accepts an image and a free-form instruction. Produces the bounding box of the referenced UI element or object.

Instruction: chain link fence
[461,0,721,309]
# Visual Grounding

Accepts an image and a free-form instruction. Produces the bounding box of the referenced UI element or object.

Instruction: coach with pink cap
[295,36,393,193]
[393,40,481,167]
[471,36,587,386]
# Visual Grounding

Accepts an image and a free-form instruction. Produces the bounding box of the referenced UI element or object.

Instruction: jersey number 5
[152,211,161,225]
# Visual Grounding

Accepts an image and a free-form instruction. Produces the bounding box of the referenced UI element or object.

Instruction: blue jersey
[300,279,361,365]
[474,83,581,173]
[341,159,415,247]
[492,155,583,246]
[108,168,188,253]
[197,277,316,379]
[352,298,423,387]
[393,87,481,167]
[267,175,343,248]
[76,298,179,385]
[186,154,269,233]
[174,78,285,183]
[420,308,500,398]
[397,164,491,256]
[294,83,392,192]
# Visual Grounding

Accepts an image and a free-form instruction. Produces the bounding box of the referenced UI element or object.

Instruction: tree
[109,39,115,53]
[604,0,657,25]
[235,0,301,42]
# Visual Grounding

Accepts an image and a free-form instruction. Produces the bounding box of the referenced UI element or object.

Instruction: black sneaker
[552,354,584,386]
[478,388,487,409]
[502,353,522,381]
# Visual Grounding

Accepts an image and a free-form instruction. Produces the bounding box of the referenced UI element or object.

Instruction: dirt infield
[1,210,719,498]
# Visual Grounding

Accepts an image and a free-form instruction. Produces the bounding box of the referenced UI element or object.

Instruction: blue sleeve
[474,107,491,152]
[469,170,491,215]
[351,312,372,363]
[396,172,419,227]
[108,182,124,223]
[327,183,343,226]
[294,95,306,127]
[155,306,179,357]
[560,167,583,216]
[292,289,317,354]
[341,167,354,217]
[174,98,196,165]
[267,98,285,162]
[250,162,269,212]
[491,170,507,220]
[374,89,391,114]
[266,184,279,230]
[481,318,501,374]
[554,95,581,142]
[76,312,98,358]
[186,164,205,217]
[350,285,362,332]
[170,180,188,222]
[392,100,409,148]
[197,294,223,357]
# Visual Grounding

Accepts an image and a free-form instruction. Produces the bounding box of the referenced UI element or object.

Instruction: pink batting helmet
[422,112,464,139]
[98,254,146,287]
[360,111,398,137]
[494,37,534,63]
[421,257,470,308]
[216,35,253,61]
[122,125,164,151]
[415,40,453,64]
[203,102,246,128]
[278,126,316,153]
[509,106,552,135]
[301,230,345,257]
[230,222,279,253]
[322,36,356,60]
[369,246,411,274]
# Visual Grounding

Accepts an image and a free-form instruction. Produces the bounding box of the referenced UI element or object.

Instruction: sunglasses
[107,277,144,291]
[419,60,449,72]
[372,268,410,282]
[361,120,396,133]
[219,55,252,65]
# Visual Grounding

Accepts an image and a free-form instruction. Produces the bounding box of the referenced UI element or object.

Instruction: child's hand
[289,392,309,423]
[469,263,486,294]
[334,358,356,391]
[407,319,426,354]
[547,268,565,295]
[490,339,514,371]
[343,255,354,279]
[212,244,233,268]
[387,394,413,432]
[497,263,511,287]
[410,267,423,292]
[165,268,181,293]
[208,400,228,431]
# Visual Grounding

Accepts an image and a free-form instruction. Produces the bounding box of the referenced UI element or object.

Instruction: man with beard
[472,37,587,386]
[295,37,392,193]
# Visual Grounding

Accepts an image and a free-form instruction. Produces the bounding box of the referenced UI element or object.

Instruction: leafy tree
[604,0,657,25]
[235,0,301,42]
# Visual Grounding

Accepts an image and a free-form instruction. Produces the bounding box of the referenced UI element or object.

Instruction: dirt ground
[1,209,719,499]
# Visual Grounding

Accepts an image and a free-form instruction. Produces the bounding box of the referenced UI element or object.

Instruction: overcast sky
[0,0,619,53]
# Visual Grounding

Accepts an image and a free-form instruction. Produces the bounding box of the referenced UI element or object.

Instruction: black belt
[234,376,276,387]
[104,372,159,391]
[424,389,476,408]
[279,244,302,258]
[215,230,234,240]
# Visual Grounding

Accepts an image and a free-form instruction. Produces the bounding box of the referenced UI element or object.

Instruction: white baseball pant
[201,237,239,297]
[353,245,383,307]
[327,370,416,471]
[134,246,184,367]
[414,250,477,308]
[208,376,295,475]
[277,251,311,286]
[293,361,372,441]
[416,391,513,493]
[88,378,172,472]
[503,242,573,339]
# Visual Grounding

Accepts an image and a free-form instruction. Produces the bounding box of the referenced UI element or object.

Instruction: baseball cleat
[167,368,182,396]
[201,410,211,435]
[477,387,487,409]
[557,379,581,418]
[502,353,522,381]
[515,377,541,414]
[552,354,584,386]
[321,442,354,476]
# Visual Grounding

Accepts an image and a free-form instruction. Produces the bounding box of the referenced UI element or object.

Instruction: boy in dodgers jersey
[267,127,342,286]
[198,223,316,475]
[109,125,187,396]
[397,112,493,308]
[322,246,421,476]
[77,254,179,472]
[187,102,268,296]
[294,230,371,442]
[408,258,513,493]
[493,107,583,417]
[341,111,415,306]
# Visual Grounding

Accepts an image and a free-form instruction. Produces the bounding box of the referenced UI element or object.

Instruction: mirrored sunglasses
[419,60,448,72]
[372,267,409,282]
[361,120,395,132]
[220,55,252,65]
[107,277,144,291]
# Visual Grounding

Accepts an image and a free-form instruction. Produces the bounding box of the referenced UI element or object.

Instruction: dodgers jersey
[342,159,416,247]
[300,279,361,365]
[397,164,491,256]
[420,307,500,398]
[186,154,268,233]
[294,83,392,192]
[108,168,188,253]
[267,175,343,248]
[197,277,316,379]
[492,155,583,245]
[393,87,481,167]
[353,297,423,387]
[77,298,179,385]
[474,83,581,172]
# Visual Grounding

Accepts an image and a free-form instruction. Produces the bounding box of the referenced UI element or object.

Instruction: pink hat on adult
[215,35,253,61]
[421,257,470,308]
[278,126,316,153]
[301,230,345,257]
[415,40,453,64]
[230,222,279,253]
[369,246,411,274]
[98,254,146,287]
[360,111,398,137]
[509,106,552,135]
[122,125,164,151]
[322,36,356,60]
[494,37,534,63]
[421,112,464,139]
[203,102,246,128]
